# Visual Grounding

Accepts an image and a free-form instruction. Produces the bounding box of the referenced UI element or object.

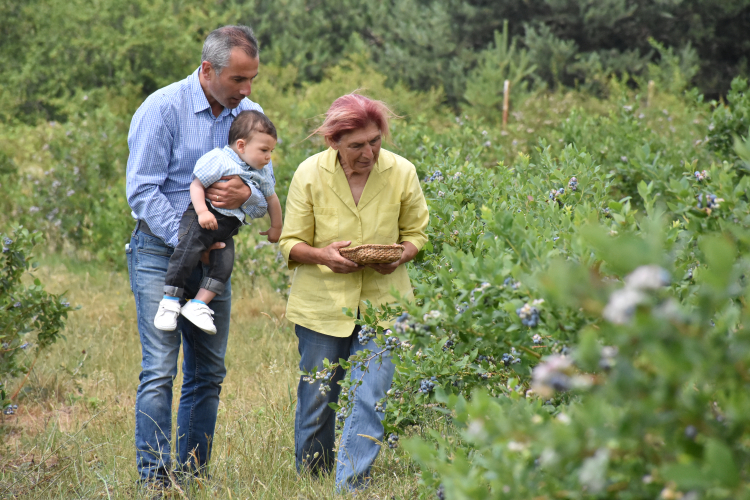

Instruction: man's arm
[205,158,274,210]
[126,100,181,246]
[204,175,259,210]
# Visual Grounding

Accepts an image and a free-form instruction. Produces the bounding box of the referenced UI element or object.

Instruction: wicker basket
[339,244,405,265]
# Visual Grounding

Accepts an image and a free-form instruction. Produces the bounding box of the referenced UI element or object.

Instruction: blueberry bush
[301,80,750,498]
[1,228,71,421]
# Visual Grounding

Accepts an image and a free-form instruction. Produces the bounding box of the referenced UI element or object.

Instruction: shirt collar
[190,67,240,118]
[222,145,248,167]
[190,68,211,114]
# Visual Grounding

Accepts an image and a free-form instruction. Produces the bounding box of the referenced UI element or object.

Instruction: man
[125,25,269,486]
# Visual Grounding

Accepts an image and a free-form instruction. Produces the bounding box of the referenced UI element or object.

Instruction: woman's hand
[321,241,364,274]
[366,261,401,275]
[205,176,252,210]
[289,241,364,274]
[366,241,419,275]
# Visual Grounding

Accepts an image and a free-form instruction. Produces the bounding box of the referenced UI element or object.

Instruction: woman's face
[332,122,382,174]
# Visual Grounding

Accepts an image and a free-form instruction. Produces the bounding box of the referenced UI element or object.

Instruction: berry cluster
[336,410,347,430]
[549,187,565,206]
[602,207,612,218]
[375,400,385,413]
[387,433,399,449]
[455,302,469,314]
[516,303,540,327]
[503,277,521,290]
[599,345,618,371]
[419,377,437,393]
[568,176,578,191]
[694,170,709,181]
[470,281,491,304]
[501,351,521,366]
[358,326,376,345]
[479,372,492,380]
[4,404,18,415]
[384,335,400,351]
[696,193,723,214]
[436,484,445,500]
[442,339,455,351]
[532,334,543,344]
[476,354,495,364]
[424,170,444,183]
[302,370,333,395]
[422,310,441,321]
[394,313,418,335]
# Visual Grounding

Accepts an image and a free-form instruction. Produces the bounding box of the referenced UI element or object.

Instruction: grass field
[0,259,420,499]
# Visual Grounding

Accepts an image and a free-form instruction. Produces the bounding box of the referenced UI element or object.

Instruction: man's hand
[259,226,282,243]
[205,176,252,210]
[322,241,364,274]
[200,241,226,264]
[198,211,218,230]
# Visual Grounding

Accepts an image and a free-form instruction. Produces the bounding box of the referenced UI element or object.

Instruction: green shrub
[296,86,750,497]
[708,78,750,161]
[1,227,71,419]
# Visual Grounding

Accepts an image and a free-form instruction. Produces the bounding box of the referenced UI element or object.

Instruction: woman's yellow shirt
[279,148,429,337]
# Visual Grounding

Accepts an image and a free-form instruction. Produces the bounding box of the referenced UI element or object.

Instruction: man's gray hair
[201,25,259,75]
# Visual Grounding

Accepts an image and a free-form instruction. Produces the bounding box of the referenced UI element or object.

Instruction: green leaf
[698,235,736,290]
[662,464,711,489]
[705,439,740,488]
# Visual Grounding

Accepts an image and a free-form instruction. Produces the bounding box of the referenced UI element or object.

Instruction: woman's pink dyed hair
[311,93,399,144]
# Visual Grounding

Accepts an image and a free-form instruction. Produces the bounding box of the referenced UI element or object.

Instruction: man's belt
[135,219,158,238]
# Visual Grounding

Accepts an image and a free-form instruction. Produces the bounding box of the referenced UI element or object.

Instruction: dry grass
[0,259,420,499]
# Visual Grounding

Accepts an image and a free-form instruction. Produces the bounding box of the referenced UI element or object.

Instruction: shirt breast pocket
[313,207,339,246]
[376,203,401,243]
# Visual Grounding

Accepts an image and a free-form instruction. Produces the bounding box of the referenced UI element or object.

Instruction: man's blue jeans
[294,324,395,492]
[127,229,231,482]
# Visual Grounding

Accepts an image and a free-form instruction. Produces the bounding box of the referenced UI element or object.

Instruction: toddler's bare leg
[195,289,217,304]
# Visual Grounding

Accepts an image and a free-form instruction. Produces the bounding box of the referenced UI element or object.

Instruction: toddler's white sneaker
[180,300,217,334]
[154,298,181,331]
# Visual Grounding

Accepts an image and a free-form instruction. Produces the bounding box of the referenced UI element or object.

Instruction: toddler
[154,110,282,334]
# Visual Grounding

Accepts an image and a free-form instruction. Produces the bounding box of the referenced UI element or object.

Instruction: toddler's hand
[259,226,282,243]
[198,211,218,230]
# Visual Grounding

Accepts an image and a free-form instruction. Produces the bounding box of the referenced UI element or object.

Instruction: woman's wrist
[289,242,325,266]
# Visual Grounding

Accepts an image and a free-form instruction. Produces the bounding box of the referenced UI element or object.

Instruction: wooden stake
[502,79,511,129]
[647,80,655,107]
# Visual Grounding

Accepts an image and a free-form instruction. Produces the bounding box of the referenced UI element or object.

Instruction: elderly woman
[278,93,429,490]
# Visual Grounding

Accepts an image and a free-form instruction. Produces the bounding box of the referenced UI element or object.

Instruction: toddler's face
[235,133,276,169]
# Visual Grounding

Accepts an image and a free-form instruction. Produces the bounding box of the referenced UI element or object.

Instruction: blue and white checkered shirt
[193,145,275,221]
[126,67,272,247]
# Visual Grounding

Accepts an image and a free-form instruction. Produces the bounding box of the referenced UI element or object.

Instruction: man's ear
[201,61,213,80]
